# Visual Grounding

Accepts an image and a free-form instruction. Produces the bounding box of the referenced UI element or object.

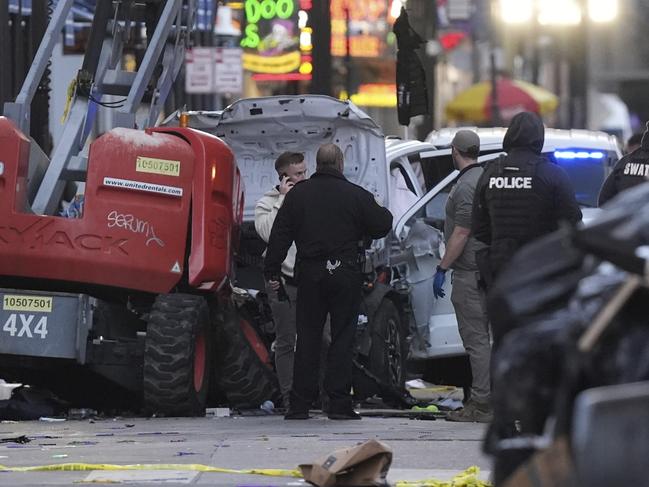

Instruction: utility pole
[569,0,589,128]
[310,0,332,96]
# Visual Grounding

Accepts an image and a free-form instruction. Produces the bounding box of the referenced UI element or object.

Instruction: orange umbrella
[445,78,559,123]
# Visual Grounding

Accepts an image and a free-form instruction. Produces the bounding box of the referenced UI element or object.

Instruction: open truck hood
[174,96,388,221]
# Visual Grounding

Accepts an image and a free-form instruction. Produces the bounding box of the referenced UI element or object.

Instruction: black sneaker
[284,410,310,420]
[327,410,362,420]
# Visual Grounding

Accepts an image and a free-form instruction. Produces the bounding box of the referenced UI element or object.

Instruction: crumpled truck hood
[183,95,388,221]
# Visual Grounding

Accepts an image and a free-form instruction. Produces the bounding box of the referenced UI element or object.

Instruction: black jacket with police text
[599,131,649,206]
[264,167,393,279]
[472,112,582,274]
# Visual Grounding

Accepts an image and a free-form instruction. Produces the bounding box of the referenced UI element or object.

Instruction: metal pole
[490,49,501,126]
[310,0,332,96]
[569,0,589,128]
[344,6,351,97]
[0,0,10,105]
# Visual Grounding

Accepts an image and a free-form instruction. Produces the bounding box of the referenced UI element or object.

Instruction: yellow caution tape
[0,462,488,486]
[60,78,77,124]
[0,463,301,478]
[395,466,492,487]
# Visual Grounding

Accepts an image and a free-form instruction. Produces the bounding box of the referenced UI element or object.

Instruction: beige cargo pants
[450,269,492,402]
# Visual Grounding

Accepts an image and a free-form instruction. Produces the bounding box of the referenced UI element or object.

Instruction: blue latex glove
[433,268,446,299]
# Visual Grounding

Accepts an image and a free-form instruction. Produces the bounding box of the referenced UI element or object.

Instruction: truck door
[392,152,502,359]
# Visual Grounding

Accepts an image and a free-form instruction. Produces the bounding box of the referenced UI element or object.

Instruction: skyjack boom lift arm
[2,0,196,215]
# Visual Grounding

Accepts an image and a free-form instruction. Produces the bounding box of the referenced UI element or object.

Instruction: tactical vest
[484,156,557,269]
[617,149,649,193]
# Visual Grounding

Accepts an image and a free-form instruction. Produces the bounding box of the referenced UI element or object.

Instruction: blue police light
[554,150,605,160]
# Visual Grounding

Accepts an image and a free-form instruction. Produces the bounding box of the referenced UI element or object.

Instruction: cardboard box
[299,439,393,487]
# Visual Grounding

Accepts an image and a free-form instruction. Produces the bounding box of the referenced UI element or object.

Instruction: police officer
[264,143,393,420]
[599,123,649,206]
[472,112,582,343]
[433,130,492,423]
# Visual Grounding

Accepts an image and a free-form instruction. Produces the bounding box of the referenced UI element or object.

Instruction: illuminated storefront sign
[330,0,391,58]
[346,84,398,108]
[241,0,313,81]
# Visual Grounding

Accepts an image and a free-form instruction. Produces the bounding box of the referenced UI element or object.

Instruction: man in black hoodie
[472,112,582,304]
[599,122,649,206]
[265,143,393,420]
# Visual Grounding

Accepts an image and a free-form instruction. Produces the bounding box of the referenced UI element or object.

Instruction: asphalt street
[0,412,491,486]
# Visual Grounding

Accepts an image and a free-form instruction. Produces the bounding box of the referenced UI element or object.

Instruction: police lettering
[488,177,533,189]
[623,163,649,177]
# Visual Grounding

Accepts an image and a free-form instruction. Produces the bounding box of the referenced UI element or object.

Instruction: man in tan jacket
[255,152,307,408]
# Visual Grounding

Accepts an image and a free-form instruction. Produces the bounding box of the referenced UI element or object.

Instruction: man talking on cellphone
[255,152,307,409]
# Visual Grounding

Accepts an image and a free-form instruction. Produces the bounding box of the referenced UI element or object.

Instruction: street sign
[214,47,243,94]
[447,0,473,21]
[185,47,215,94]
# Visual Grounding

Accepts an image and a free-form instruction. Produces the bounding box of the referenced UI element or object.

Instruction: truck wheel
[143,294,210,417]
[355,299,407,402]
[214,304,280,409]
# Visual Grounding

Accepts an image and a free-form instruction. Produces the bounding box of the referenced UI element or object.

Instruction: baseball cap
[451,130,480,155]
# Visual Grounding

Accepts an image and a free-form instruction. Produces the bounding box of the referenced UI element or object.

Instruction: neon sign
[241,0,296,48]
[242,0,313,79]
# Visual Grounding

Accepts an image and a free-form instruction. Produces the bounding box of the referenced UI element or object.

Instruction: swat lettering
[489,177,533,189]
[623,163,649,177]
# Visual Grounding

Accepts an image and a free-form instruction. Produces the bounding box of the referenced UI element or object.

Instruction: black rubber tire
[214,304,280,409]
[371,300,407,390]
[143,294,211,417]
[354,299,407,401]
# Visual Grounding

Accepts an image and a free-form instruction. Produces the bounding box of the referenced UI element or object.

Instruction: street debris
[0,379,21,401]
[0,385,68,421]
[299,439,392,487]
[0,435,30,444]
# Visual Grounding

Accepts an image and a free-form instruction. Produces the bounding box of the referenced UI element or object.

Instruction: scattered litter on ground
[1,386,69,421]
[406,379,432,389]
[435,398,463,411]
[0,435,30,444]
[411,405,440,413]
[206,407,231,418]
[51,454,68,459]
[68,408,97,420]
[0,380,22,401]
[359,409,442,420]
[136,431,179,436]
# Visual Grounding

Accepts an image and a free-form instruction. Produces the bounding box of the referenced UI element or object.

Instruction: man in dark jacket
[599,122,649,206]
[472,112,582,326]
[265,143,393,420]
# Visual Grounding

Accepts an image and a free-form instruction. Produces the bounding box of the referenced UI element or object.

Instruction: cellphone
[279,173,288,181]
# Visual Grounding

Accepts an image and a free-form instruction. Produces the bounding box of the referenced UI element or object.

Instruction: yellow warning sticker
[3,295,53,313]
[136,157,181,177]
